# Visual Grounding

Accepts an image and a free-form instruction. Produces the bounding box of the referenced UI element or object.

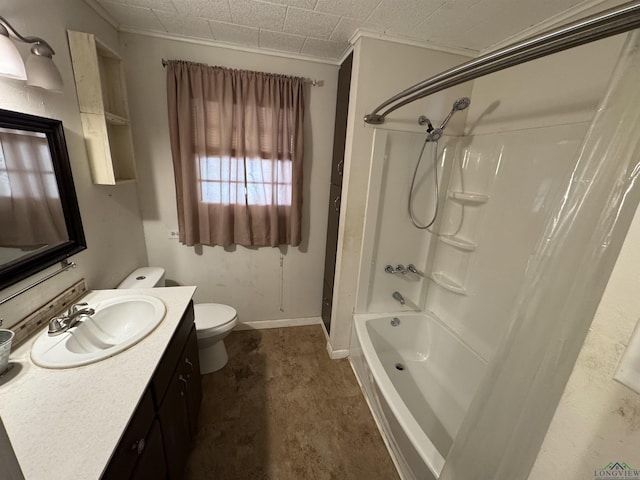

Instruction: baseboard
[326,341,350,359]
[235,317,322,330]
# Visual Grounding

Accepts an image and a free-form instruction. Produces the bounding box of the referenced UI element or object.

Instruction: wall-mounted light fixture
[0,16,63,92]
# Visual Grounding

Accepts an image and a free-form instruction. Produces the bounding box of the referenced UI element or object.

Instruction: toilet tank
[117,267,166,289]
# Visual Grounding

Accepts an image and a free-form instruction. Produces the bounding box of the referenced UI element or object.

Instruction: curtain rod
[161,59,323,87]
[364,0,640,124]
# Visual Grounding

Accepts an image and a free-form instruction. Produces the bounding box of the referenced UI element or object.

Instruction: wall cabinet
[322,52,353,335]
[67,30,137,185]
[102,302,201,480]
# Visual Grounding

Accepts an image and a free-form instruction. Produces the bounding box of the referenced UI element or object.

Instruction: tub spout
[392,291,405,305]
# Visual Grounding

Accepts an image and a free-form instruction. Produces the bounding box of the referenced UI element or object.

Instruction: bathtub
[350,311,486,480]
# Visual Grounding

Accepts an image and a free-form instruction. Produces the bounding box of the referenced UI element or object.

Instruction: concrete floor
[183,325,400,479]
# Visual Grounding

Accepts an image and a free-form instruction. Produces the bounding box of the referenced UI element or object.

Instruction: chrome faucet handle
[69,302,89,314]
[395,264,406,274]
[48,316,68,336]
[385,265,396,274]
[407,264,424,276]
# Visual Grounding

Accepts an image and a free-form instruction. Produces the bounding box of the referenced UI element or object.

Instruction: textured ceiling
[91,0,601,61]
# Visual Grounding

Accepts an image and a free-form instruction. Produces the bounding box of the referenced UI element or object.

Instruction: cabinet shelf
[105,112,130,126]
[430,272,466,295]
[439,235,477,251]
[68,30,137,185]
[448,191,489,204]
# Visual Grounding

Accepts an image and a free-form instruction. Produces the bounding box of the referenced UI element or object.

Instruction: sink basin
[31,295,166,369]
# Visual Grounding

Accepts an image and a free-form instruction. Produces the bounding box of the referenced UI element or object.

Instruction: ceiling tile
[329,17,385,43]
[301,37,346,59]
[229,0,287,30]
[284,7,340,39]
[92,0,612,62]
[367,0,443,29]
[259,30,306,53]
[172,0,232,22]
[103,0,177,11]
[97,2,166,30]
[210,21,260,47]
[154,10,213,39]
[262,0,318,9]
[315,0,381,21]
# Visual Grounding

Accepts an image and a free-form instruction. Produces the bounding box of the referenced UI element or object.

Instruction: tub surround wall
[427,124,587,361]
[332,36,473,352]
[357,130,459,315]
[0,1,148,328]
[120,33,337,325]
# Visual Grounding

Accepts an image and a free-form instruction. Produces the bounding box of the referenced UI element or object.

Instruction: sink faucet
[48,302,96,336]
[392,291,405,305]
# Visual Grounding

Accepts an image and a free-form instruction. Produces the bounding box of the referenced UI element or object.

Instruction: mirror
[0,109,86,291]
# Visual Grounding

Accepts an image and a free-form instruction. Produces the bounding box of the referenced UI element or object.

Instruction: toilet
[117,267,238,374]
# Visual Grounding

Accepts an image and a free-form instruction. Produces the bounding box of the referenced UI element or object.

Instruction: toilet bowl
[193,303,237,374]
[117,267,238,374]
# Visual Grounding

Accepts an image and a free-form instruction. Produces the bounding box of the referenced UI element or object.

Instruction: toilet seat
[194,303,238,338]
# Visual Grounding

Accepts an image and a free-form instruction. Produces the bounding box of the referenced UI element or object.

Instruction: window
[167,61,305,247]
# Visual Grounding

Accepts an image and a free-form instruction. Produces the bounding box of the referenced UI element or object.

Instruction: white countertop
[0,286,196,480]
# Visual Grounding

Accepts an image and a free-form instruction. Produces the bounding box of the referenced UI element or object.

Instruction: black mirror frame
[0,109,86,291]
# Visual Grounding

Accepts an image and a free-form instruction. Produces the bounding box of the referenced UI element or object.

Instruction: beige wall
[120,33,338,322]
[331,36,473,351]
[0,0,148,328]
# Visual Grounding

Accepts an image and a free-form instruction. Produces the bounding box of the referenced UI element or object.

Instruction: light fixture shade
[25,53,63,92]
[0,33,26,80]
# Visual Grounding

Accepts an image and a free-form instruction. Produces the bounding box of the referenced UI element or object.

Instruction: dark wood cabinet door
[158,362,191,480]
[101,390,155,480]
[321,280,333,333]
[130,420,167,480]
[182,327,202,438]
[330,52,353,187]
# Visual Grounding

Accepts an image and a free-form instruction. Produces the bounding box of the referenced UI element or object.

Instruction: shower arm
[364,0,640,124]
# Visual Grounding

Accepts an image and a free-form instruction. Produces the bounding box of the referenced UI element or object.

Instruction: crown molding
[482,0,615,53]
[120,28,341,65]
[349,29,478,58]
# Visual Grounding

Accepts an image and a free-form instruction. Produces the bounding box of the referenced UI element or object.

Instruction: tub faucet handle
[407,264,424,276]
[385,265,396,274]
[396,264,406,274]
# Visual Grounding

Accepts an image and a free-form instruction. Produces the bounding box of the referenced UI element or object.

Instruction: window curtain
[166,60,305,247]
[0,129,66,248]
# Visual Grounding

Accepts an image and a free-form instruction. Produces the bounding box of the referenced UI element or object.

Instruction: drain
[391,317,400,326]
[395,363,405,371]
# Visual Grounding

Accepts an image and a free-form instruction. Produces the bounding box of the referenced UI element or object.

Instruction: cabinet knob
[184,357,194,377]
[179,374,188,396]
[131,438,145,455]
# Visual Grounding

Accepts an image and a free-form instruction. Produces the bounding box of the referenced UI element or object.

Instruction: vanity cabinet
[67,30,137,185]
[101,301,201,480]
[155,327,202,480]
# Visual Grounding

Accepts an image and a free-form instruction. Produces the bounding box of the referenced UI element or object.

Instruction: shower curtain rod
[364,0,640,124]
[160,59,324,86]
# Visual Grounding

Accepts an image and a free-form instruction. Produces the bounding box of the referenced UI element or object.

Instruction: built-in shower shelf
[430,272,466,295]
[448,191,489,204]
[439,235,477,251]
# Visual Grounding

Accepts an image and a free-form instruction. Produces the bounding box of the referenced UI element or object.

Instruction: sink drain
[395,363,405,371]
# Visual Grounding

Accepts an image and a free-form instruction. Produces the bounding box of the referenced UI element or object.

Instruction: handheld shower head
[453,97,471,111]
[438,96,472,132]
